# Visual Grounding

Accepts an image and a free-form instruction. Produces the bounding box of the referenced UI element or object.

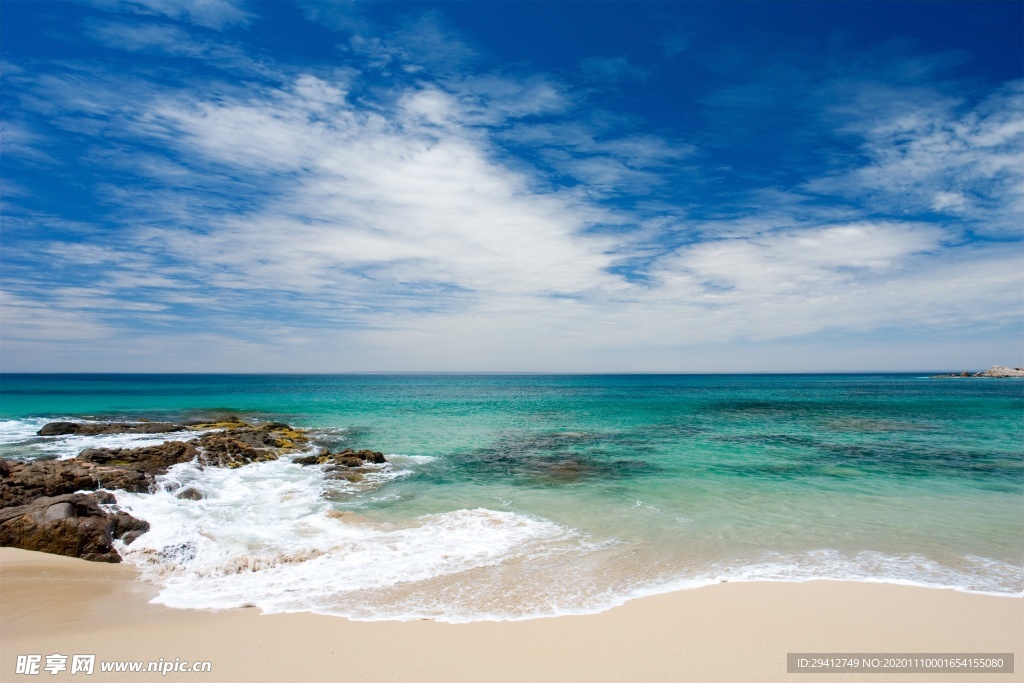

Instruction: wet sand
[1,548,1020,682]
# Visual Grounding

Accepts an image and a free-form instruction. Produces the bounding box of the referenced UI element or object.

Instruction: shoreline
[2,549,1021,682]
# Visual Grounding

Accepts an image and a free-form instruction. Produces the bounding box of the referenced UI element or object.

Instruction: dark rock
[93,490,117,505]
[294,450,385,473]
[0,442,198,508]
[293,448,387,469]
[193,424,309,468]
[35,422,82,436]
[176,487,203,501]
[1,457,153,508]
[0,419,337,564]
[114,511,150,546]
[78,441,197,474]
[37,422,184,437]
[0,493,149,562]
[356,449,387,464]
[194,433,267,468]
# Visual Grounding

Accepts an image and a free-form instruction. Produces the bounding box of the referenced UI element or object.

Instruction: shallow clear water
[1,373,1021,621]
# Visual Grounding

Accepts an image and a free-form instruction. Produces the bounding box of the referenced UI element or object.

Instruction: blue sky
[2,0,1022,372]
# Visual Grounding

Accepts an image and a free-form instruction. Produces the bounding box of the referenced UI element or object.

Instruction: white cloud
[89,0,252,29]
[2,20,1021,371]
[810,80,1024,235]
[0,291,114,342]
[505,122,694,194]
[118,73,620,314]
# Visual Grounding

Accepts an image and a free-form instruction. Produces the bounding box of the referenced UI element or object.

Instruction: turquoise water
[1,374,1021,620]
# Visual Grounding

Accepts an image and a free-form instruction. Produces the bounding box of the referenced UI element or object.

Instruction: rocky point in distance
[931,365,1024,378]
[0,416,386,563]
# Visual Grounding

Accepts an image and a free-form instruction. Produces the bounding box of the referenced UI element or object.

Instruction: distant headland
[931,365,1024,378]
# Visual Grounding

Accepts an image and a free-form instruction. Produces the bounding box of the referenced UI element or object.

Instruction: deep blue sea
[1,373,1021,621]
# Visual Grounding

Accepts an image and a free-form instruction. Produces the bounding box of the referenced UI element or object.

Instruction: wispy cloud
[809,81,1024,235]
[87,0,252,29]
[2,2,1021,371]
[581,56,650,83]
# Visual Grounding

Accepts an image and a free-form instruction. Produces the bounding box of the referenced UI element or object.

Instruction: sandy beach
[1,549,1020,682]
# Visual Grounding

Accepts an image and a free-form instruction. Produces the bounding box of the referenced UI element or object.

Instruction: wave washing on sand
[101,450,1022,623]
[2,411,1021,623]
[111,454,595,618]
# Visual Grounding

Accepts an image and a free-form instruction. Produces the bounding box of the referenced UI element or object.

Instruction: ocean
[1,373,1021,621]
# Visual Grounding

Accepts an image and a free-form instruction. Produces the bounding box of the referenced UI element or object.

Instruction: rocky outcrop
[5,419,318,561]
[1,441,201,508]
[294,448,387,468]
[0,492,149,563]
[37,421,185,436]
[932,365,1024,378]
[194,423,309,468]
[78,441,198,474]
[294,448,387,484]
[1,457,153,508]
[34,415,261,437]
[975,365,1024,377]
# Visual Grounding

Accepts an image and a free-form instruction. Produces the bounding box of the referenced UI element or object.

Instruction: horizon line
[0,369,1011,377]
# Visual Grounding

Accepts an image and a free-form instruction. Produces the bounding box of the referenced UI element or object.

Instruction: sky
[1,0,1022,373]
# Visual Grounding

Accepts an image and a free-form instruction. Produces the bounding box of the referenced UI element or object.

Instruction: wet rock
[327,470,365,483]
[1,457,153,508]
[37,421,184,436]
[158,542,197,563]
[175,487,203,501]
[194,433,268,468]
[78,441,198,474]
[0,493,149,563]
[113,511,149,547]
[93,490,117,505]
[355,449,387,464]
[294,448,386,468]
[193,423,309,468]
[1,419,335,564]
[0,442,198,507]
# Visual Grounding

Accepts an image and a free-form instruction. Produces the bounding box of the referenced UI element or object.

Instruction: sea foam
[114,454,577,616]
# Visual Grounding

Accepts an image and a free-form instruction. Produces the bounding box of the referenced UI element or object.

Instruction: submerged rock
[175,487,203,501]
[0,492,149,562]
